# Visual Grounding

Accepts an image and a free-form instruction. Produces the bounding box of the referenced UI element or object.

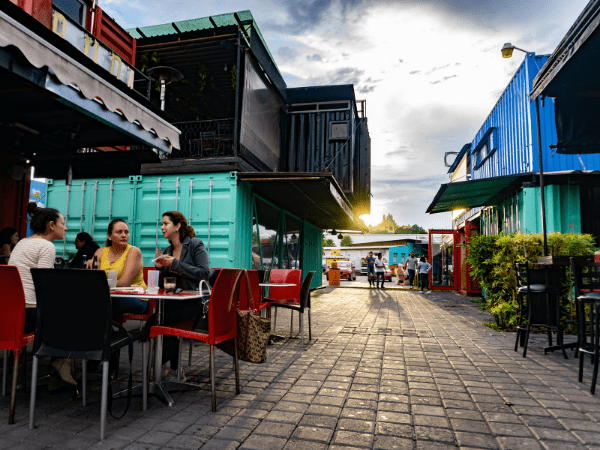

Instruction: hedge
[466,232,596,330]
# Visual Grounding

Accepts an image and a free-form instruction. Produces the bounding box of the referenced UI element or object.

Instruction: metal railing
[170,119,235,159]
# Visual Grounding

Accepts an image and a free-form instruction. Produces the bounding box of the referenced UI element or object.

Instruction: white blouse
[8,237,56,305]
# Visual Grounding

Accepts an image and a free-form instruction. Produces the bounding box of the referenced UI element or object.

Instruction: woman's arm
[170,239,209,282]
[117,246,143,287]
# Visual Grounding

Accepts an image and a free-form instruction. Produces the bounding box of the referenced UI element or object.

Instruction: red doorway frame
[428,229,460,291]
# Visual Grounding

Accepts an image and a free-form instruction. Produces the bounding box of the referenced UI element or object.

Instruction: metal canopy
[531,0,600,99]
[0,1,180,158]
[426,173,532,214]
[238,172,356,230]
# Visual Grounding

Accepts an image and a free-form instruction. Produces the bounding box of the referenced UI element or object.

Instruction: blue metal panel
[234,181,254,269]
[471,54,600,180]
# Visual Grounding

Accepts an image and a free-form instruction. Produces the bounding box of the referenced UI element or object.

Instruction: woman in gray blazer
[150,211,210,381]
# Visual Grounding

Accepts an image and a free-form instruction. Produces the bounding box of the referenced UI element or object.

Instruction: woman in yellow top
[88,218,148,316]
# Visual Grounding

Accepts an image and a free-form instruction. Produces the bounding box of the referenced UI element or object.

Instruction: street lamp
[501,43,531,58]
[501,44,548,256]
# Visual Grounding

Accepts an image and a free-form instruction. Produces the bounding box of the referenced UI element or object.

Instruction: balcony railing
[170,119,235,159]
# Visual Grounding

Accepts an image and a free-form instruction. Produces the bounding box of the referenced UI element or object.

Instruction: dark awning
[0,2,180,158]
[531,0,600,100]
[426,174,533,214]
[237,172,356,230]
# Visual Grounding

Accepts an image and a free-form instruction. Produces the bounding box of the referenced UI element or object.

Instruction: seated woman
[149,211,209,381]
[69,232,99,268]
[9,204,75,390]
[89,219,147,316]
[0,227,19,264]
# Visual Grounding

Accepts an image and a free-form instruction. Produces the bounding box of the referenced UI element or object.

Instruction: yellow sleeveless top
[100,244,147,289]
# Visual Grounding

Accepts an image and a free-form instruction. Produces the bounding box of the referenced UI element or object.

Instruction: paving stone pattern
[2,287,600,449]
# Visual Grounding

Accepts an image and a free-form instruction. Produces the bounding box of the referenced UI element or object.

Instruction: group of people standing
[365,251,387,289]
[404,251,432,293]
[7,204,209,391]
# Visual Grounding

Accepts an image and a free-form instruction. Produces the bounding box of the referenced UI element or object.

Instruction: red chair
[239,270,270,314]
[147,268,243,412]
[0,266,35,424]
[264,269,302,335]
[122,267,156,325]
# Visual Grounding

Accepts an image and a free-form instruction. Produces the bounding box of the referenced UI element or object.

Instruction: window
[54,0,87,26]
[393,253,398,264]
[401,253,406,264]
[473,127,497,169]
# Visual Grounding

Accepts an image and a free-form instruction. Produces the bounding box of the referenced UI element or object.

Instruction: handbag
[192,280,211,333]
[217,269,271,363]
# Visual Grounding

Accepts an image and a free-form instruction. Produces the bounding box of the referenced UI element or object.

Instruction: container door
[428,229,460,291]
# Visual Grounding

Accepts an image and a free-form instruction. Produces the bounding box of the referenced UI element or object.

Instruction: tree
[323,235,335,247]
[341,235,353,246]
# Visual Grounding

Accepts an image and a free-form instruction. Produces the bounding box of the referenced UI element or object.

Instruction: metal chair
[122,267,156,327]
[266,272,316,347]
[29,269,147,440]
[0,266,35,424]
[571,257,600,394]
[239,270,270,314]
[148,269,242,412]
[514,262,566,358]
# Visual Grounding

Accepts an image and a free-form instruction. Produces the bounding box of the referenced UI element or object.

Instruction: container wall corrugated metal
[234,181,254,270]
[284,109,355,195]
[46,173,241,268]
[354,117,371,213]
[471,54,600,181]
[302,220,323,289]
[480,185,581,236]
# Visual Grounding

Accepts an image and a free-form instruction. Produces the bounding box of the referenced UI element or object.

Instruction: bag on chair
[217,270,270,363]
[192,280,212,333]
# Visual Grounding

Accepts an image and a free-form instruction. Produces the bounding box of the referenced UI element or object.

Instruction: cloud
[358,85,376,94]
[306,54,322,61]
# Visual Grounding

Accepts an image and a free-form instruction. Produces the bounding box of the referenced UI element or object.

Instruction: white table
[111,290,202,407]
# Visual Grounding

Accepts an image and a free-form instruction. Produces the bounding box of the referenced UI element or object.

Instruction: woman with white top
[9,203,76,389]
[374,252,385,289]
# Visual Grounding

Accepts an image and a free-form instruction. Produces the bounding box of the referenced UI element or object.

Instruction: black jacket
[69,242,100,268]
[160,236,209,290]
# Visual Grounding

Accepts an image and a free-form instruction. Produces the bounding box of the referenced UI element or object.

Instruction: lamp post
[502,44,548,256]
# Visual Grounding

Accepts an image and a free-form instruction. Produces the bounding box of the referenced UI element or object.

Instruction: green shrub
[466,232,595,330]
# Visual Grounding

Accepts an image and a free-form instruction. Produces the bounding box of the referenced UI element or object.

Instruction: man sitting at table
[148,211,209,381]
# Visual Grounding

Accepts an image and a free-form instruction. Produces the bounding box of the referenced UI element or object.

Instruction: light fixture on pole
[501,44,548,256]
[147,66,184,111]
[501,43,531,58]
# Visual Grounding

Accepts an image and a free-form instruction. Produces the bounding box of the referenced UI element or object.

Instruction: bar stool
[570,257,600,394]
[514,262,566,359]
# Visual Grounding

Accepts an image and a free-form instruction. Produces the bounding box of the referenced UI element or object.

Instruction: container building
[427,52,600,294]
[38,10,371,288]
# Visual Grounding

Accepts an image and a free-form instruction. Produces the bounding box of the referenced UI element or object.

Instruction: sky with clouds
[103,0,589,229]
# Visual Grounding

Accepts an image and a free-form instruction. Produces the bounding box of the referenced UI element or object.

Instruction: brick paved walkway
[2,288,600,449]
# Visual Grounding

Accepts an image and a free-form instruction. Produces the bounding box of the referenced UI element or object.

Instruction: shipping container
[471,54,600,180]
[45,172,323,288]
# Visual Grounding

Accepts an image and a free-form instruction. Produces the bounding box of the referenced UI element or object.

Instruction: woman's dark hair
[105,218,128,247]
[76,232,94,244]
[162,211,195,242]
[0,227,18,247]
[377,252,382,258]
[27,203,61,234]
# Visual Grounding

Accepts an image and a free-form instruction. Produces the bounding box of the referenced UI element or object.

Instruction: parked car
[326,260,356,281]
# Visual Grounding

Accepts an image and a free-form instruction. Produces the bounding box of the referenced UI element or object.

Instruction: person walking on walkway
[404,251,419,288]
[375,252,385,289]
[366,251,376,287]
[418,256,432,293]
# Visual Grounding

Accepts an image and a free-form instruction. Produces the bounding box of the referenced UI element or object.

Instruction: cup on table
[147,270,160,294]
[164,277,176,293]
[107,270,118,289]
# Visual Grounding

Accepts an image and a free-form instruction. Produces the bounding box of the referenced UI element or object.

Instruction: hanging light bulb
[338,234,344,240]
[224,64,228,71]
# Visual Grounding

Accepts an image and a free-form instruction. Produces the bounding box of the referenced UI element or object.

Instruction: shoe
[51,358,78,387]
[425,291,431,294]
[164,368,186,383]
[381,286,385,289]
[47,374,63,393]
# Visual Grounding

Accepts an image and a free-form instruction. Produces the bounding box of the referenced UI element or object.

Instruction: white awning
[0,9,180,151]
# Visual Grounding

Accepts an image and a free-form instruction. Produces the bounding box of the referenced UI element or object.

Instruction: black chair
[570,258,600,394]
[514,263,566,359]
[208,268,222,288]
[28,269,147,440]
[266,271,316,348]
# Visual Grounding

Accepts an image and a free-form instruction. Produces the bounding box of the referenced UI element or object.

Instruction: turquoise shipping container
[45,172,323,288]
